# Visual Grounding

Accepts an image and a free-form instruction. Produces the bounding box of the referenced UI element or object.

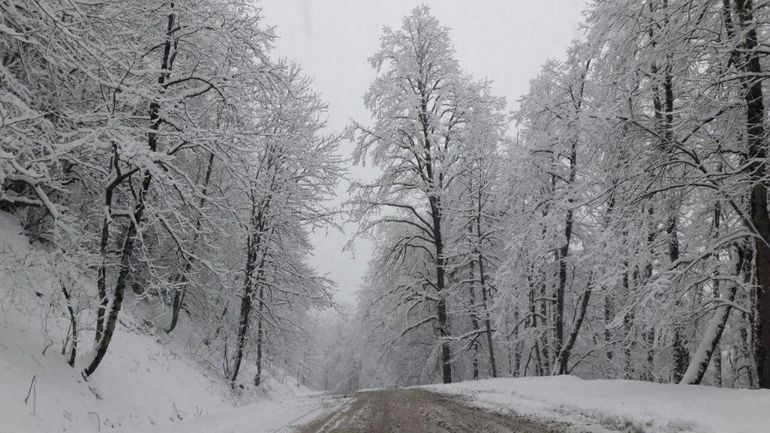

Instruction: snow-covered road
[296,389,555,433]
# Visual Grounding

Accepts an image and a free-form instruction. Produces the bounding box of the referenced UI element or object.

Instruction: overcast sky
[258,0,588,306]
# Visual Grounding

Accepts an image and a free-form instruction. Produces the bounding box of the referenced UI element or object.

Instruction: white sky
[258,0,588,306]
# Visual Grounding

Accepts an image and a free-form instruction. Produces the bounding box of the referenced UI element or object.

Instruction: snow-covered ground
[0,212,319,433]
[426,376,770,433]
[148,394,342,433]
[0,318,232,433]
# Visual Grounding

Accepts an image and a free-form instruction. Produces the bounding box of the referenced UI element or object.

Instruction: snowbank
[148,393,335,433]
[425,376,770,433]
[0,212,317,433]
[0,213,233,432]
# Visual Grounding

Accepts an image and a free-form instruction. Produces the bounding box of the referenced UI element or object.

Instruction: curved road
[297,389,559,433]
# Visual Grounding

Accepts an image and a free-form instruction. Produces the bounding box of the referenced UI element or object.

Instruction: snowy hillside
[0,213,313,433]
[426,376,770,433]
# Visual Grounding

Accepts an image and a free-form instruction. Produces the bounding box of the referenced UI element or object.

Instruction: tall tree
[350,6,505,383]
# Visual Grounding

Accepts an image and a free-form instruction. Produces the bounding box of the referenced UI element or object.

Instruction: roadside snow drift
[147,394,335,433]
[0,213,318,433]
[426,376,770,433]
[0,213,233,432]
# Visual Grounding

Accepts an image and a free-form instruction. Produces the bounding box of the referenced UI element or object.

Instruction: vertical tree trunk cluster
[732,0,770,388]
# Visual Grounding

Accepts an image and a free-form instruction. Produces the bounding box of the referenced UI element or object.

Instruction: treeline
[324,1,770,390]
[1,0,339,386]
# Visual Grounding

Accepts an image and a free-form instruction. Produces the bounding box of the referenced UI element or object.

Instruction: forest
[3,1,770,431]
[325,0,770,391]
[2,0,340,388]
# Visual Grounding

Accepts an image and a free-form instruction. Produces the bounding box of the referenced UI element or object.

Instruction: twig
[24,375,36,404]
[24,375,37,415]
[87,412,101,431]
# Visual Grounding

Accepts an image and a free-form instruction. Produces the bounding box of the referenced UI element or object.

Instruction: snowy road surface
[297,389,556,433]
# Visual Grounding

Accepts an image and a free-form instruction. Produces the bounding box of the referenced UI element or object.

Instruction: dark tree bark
[254,284,265,386]
[645,328,655,381]
[166,152,216,334]
[468,246,481,380]
[731,0,770,389]
[553,208,572,370]
[556,277,593,374]
[84,6,176,377]
[475,211,497,378]
[538,273,551,374]
[166,274,186,334]
[61,285,77,367]
[231,138,280,386]
[623,266,634,379]
[432,200,451,384]
[96,144,121,343]
[420,84,452,383]
[604,294,614,363]
[669,215,688,382]
[230,198,270,385]
[553,60,587,374]
[479,261,497,378]
[647,0,687,383]
[526,273,543,377]
[512,309,522,376]
[231,229,257,385]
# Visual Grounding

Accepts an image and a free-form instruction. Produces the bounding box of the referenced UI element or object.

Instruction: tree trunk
[556,276,593,374]
[648,0,687,383]
[474,184,497,378]
[230,201,270,385]
[526,274,541,377]
[624,266,636,379]
[740,311,756,387]
[477,244,497,377]
[254,285,265,386]
[605,293,614,363]
[468,246,481,380]
[553,62,585,373]
[166,281,185,334]
[480,278,496,378]
[730,0,770,389]
[84,217,143,376]
[96,144,119,343]
[669,215,688,383]
[84,7,175,377]
[231,138,279,386]
[513,310,522,376]
[680,235,740,386]
[231,232,256,385]
[430,196,452,384]
[645,327,655,381]
[714,341,722,387]
[539,275,551,374]
[61,285,77,367]
[166,152,216,334]
[680,285,737,385]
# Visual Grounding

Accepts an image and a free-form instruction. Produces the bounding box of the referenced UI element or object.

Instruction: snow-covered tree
[349,6,507,384]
